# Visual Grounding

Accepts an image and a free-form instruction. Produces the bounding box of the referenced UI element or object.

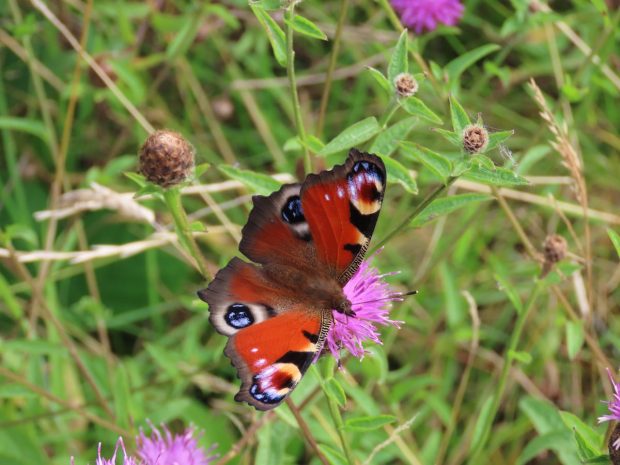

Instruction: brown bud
[212,96,235,121]
[610,423,620,465]
[462,124,489,154]
[139,130,195,188]
[394,73,419,97]
[540,234,568,277]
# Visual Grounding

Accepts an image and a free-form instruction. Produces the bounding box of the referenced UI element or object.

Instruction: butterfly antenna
[352,290,418,306]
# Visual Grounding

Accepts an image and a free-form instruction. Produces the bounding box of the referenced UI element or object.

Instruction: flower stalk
[285,1,311,174]
[163,187,209,279]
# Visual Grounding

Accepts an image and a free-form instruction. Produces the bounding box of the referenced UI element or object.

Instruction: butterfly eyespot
[225,303,254,329]
[351,160,385,186]
[281,195,305,224]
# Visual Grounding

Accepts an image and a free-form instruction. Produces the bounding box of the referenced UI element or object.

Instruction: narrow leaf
[400,142,452,184]
[324,378,346,407]
[345,415,396,432]
[487,129,515,152]
[400,97,443,124]
[318,117,380,156]
[412,194,491,228]
[318,444,348,465]
[388,29,408,82]
[464,165,529,187]
[166,12,203,59]
[217,165,282,195]
[445,44,500,83]
[284,15,327,40]
[449,96,471,134]
[608,229,620,259]
[250,6,287,67]
[433,128,462,147]
[0,117,50,145]
[565,321,584,361]
[470,396,495,453]
[509,349,532,365]
[381,156,418,194]
[370,117,417,157]
[367,67,391,95]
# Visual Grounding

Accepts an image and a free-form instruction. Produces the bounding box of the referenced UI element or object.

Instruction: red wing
[301,149,386,284]
[226,309,330,410]
[198,258,331,410]
[239,183,315,267]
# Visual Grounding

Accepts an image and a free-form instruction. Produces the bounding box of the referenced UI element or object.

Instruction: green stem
[466,279,546,464]
[285,1,311,174]
[372,176,457,251]
[163,188,209,279]
[316,0,350,137]
[312,365,356,465]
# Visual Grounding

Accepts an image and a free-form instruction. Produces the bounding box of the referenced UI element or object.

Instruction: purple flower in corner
[390,0,464,34]
[327,250,404,361]
[136,423,218,465]
[599,368,620,425]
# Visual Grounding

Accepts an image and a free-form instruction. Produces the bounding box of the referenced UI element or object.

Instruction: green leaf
[195,162,211,178]
[433,128,462,147]
[509,349,532,365]
[560,411,605,457]
[449,96,471,134]
[318,117,381,156]
[284,15,327,40]
[318,444,348,465]
[411,194,491,228]
[400,97,443,124]
[217,165,282,195]
[494,274,523,314]
[470,396,495,453]
[0,117,50,145]
[344,415,396,432]
[487,130,515,152]
[250,6,287,67]
[112,363,133,429]
[400,142,452,184]
[565,321,584,361]
[388,29,408,83]
[370,117,417,157]
[463,165,529,187]
[367,67,391,95]
[124,172,147,188]
[518,431,580,465]
[166,11,203,59]
[324,378,346,407]
[381,156,418,194]
[445,44,500,83]
[608,229,620,259]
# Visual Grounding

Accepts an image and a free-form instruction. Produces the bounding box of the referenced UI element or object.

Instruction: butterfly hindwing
[301,149,386,283]
[198,257,330,410]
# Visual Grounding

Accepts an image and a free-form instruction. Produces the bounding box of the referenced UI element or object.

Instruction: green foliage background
[0,0,619,464]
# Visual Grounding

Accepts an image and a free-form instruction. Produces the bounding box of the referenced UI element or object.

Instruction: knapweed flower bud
[139,130,195,188]
[540,234,567,277]
[462,124,489,154]
[394,73,419,97]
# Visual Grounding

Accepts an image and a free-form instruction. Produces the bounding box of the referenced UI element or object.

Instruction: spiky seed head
[543,234,567,264]
[462,124,489,154]
[139,130,195,188]
[394,73,419,97]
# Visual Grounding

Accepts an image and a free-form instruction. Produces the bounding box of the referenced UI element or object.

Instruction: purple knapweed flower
[390,0,464,34]
[599,368,620,425]
[326,250,404,361]
[136,422,218,465]
[96,438,139,465]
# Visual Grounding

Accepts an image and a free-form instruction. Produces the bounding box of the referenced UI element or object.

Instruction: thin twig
[285,398,331,465]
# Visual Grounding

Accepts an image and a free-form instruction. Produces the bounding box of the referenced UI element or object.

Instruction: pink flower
[599,368,620,425]
[326,250,404,361]
[95,438,139,465]
[390,0,464,34]
[136,423,217,465]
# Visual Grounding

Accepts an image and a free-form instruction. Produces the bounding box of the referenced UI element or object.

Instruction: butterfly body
[199,149,386,410]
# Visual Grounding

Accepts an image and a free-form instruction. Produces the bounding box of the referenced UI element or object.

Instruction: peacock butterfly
[198,149,386,410]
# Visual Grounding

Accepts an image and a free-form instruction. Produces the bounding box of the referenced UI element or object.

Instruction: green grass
[1,0,619,464]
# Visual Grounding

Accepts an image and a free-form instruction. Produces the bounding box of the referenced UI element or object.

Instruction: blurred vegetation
[1,0,619,464]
